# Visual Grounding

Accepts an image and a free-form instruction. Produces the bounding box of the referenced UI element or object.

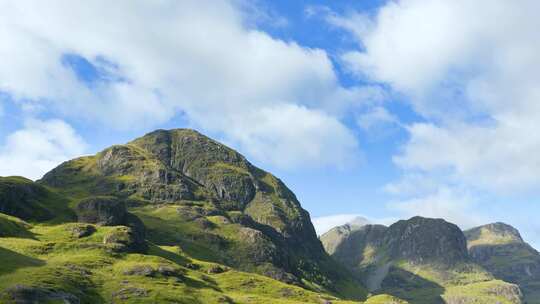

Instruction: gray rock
[76,196,126,226]
[68,224,96,238]
[3,285,80,304]
[103,226,145,253]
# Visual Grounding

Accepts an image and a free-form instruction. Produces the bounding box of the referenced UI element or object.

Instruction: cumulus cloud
[0,0,375,169]
[312,213,396,235]
[0,119,87,180]
[330,0,540,194]
[312,214,366,235]
[356,106,400,131]
[321,0,540,245]
[387,187,489,229]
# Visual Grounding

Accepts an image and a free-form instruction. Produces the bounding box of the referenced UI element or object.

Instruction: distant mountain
[348,216,371,228]
[321,216,523,304]
[465,223,540,303]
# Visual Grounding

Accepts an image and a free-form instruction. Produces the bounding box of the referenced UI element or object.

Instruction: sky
[1,0,540,248]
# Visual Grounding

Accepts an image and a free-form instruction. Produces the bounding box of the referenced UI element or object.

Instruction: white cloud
[395,122,540,193]
[0,0,376,169]
[312,213,396,235]
[218,103,359,168]
[0,119,87,180]
[387,187,489,230]
[330,0,540,194]
[383,172,442,198]
[356,106,399,131]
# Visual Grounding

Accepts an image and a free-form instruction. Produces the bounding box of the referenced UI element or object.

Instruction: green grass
[0,213,33,238]
[373,261,522,304]
[0,213,388,303]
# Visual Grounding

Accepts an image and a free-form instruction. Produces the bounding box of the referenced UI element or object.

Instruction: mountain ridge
[465,222,540,303]
[321,216,524,303]
[0,128,534,303]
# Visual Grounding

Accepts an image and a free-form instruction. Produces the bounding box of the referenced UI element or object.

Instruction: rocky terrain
[0,128,536,304]
[465,223,540,303]
[321,217,524,304]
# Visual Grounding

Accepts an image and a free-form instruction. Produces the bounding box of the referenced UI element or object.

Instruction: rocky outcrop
[321,224,387,267]
[76,196,127,226]
[2,285,79,304]
[103,226,146,253]
[384,217,469,266]
[322,217,469,270]
[465,223,540,302]
[321,217,525,302]
[75,196,146,252]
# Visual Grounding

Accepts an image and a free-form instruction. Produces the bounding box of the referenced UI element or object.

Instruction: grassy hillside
[465,223,540,303]
[0,211,399,303]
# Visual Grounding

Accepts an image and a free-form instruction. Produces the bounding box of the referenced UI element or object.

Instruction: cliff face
[38,129,364,297]
[465,223,540,303]
[321,217,523,304]
[383,217,469,266]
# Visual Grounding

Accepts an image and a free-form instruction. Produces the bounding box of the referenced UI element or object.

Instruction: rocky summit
[465,223,540,303]
[321,216,524,304]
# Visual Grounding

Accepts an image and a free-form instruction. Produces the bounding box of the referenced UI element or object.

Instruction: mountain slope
[0,128,371,303]
[465,223,540,303]
[321,217,523,304]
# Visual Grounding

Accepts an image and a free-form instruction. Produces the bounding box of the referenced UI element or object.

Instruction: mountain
[319,215,373,257]
[465,223,540,303]
[321,216,523,304]
[0,129,381,303]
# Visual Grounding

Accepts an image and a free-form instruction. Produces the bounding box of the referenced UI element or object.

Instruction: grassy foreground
[0,213,402,303]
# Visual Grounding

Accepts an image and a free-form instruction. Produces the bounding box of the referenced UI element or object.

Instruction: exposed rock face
[41,130,315,240]
[38,129,358,294]
[103,226,146,253]
[2,285,80,304]
[321,217,523,303]
[75,196,146,252]
[322,217,468,270]
[384,217,469,266]
[321,224,387,268]
[465,222,523,245]
[76,196,127,226]
[465,223,540,302]
[68,224,96,238]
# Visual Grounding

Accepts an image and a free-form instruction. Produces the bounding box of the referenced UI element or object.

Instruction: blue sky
[1,0,540,248]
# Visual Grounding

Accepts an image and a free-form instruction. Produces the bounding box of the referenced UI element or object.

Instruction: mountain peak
[37,128,366,295]
[383,216,469,265]
[465,222,524,247]
[348,216,371,228]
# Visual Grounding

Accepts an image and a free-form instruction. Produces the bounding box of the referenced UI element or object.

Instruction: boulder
[103,226,146,253]
[76,196,126,226]
[2,285,79,304]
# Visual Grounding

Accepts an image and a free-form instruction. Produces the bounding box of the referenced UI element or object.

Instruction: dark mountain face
[0,176,74,222]
[37,129,364,297]
[384,217,469,266]
[465,223,540,302]
[321,217,469,270]
[321,224,387,270]
[321,216,523,303]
